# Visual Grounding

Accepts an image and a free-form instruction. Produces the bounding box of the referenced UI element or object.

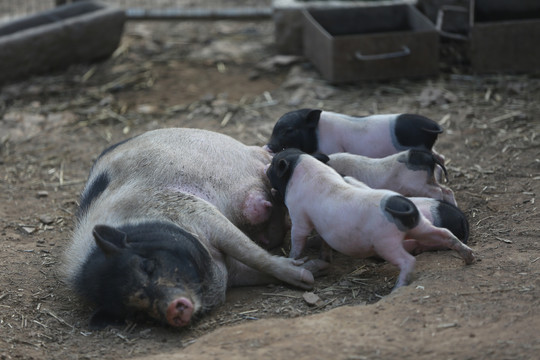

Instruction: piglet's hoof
[464,250,476,265]
[302,259,331,277]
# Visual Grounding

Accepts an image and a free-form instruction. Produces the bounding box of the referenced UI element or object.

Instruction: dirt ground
[1,19,539,360]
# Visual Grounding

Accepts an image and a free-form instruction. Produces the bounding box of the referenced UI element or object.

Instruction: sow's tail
[433,200,470,244]
[383,195,420,231]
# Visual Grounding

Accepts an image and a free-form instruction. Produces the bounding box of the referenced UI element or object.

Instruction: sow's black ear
[92,224,129,256]
[88,307,125,330]
[312,152,330,164]
[305,109,322,128]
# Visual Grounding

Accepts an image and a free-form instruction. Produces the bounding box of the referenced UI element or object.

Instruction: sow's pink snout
[166,297,194,327]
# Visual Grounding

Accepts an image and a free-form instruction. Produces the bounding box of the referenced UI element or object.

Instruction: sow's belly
[87,128,286,248]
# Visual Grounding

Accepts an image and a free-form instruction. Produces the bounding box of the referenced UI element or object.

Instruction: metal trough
[0,1,125,84]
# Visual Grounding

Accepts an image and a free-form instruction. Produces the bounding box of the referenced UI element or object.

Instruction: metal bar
[355,46,411,61]
[125,7,273,20]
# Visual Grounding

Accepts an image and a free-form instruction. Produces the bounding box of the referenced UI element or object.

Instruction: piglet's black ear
[312,152,330,164]
[93,224,129,256]
[276,158,290,178]
[305,109,322,128]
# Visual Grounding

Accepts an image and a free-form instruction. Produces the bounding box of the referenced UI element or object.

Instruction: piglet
[265,109,444,163]
[266,149,475,289]
[327,149,457,205]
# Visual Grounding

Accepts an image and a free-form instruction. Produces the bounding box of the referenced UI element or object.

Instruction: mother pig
[62,128,314,329]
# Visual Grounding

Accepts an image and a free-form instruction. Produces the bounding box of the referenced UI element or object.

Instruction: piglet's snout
[166,297,194,327]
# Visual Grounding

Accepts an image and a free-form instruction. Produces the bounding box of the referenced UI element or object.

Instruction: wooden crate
[469,0,540,73]
[302,4,439,83]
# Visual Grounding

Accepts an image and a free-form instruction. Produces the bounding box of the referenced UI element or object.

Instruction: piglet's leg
[441,185,458,206]
[319,240,333,263]
[290,221,313,259]
[374,241,417,290]
[420,184,457,207]
[402,239,422,255]
[409,220,475,264]
[403,238,448,255]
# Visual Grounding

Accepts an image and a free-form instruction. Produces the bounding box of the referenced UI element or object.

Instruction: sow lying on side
[63,128,315,329]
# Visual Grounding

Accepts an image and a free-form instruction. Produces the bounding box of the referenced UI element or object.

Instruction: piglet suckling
[327,149,457,205]
[265,109,444,163]
[266,149,475,289]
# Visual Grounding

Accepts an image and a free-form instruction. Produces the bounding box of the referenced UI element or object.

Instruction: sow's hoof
[0,1,125,84]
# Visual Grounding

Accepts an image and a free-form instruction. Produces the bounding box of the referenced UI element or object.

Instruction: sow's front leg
[210,212,315,290]
[169,194,315,290]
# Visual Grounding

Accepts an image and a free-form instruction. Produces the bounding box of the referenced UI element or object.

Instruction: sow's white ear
[93,224,129,256]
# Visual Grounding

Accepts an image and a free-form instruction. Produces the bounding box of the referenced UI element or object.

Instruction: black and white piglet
[63,129,315,329]
[265,109,444,162]
[327,149,457,205]
[266,149,475,289]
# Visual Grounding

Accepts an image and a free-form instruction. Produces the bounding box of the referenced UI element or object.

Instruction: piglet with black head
[265,109,445,164]
[327,149,456,205]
